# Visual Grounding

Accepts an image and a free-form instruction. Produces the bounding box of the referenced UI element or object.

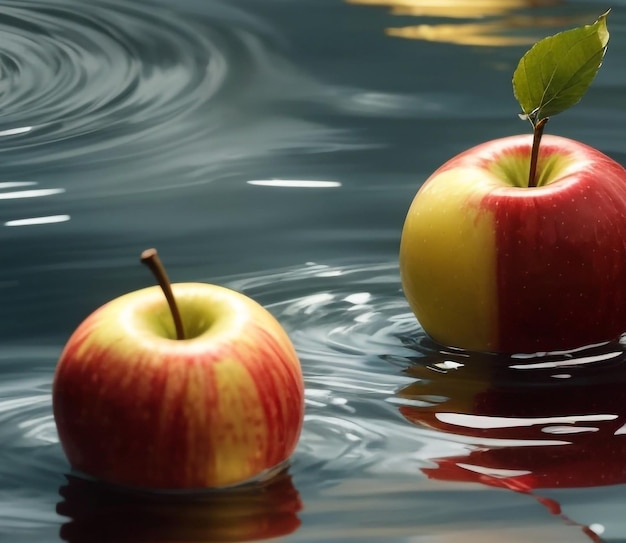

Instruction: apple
[400,134,626,353]
[53,250,305,490]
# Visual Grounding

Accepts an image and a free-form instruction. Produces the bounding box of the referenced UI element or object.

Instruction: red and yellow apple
[53,281,305,490]
[400,134,626,353]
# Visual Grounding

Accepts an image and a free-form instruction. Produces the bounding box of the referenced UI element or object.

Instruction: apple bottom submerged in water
[52,282,305,490]
[400,134,626,354]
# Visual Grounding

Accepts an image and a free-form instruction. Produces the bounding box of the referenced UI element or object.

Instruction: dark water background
[3,0,626,541]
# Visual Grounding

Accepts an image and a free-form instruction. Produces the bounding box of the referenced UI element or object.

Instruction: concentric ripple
[226,261,422,387]
[5,260,626,541]
[223,261,626,488]
[0,347,63,476]
[0,0,342,183]
[0,261,435,522]
[224,261,456,480]
[0,0,225,152]
[0,347,66,537]
[0,0,354,200]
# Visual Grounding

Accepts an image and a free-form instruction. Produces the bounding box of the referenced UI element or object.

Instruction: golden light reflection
[387,16,579,46]
[345,0,591,47]
[345,0,561,19]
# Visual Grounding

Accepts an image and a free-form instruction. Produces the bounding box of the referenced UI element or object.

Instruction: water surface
[3,1,626,542]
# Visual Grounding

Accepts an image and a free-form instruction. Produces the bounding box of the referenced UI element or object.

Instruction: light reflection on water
[345,0,562,18]
[0,0,221,149]
[0,0,354,203]
[345,0,593,46]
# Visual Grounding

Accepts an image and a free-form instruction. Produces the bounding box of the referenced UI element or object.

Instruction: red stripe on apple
[53,251,304,490]
[436,134,626,352]
[400,12,623,353]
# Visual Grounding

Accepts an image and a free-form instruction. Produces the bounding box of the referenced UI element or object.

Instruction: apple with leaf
[53,249,305,490]
[400,11,626,353]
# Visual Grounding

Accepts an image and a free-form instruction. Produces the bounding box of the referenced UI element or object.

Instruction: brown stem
[140,248,186,340]
[528,117,549,188]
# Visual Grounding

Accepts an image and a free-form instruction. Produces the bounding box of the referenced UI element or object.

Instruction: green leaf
[513,10,610,125]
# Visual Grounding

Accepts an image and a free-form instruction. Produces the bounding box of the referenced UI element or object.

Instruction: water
[2,0,626,541]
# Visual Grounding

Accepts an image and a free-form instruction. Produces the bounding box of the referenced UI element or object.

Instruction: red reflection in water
[57,470,302,543]
[397,342,626,541]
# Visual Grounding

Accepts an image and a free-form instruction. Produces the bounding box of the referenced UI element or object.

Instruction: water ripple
[0,0,353,192]
[224,261,450,481]
[0,352,63,486]
[227,261,424,375]
[0,0,226,157]
[5,260,626,541]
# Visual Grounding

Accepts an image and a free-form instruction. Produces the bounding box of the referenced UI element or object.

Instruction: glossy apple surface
[53,282,305,490]
[400,134,626,353]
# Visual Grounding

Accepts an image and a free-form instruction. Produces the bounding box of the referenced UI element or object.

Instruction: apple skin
[53,282,305,490]
[400,134,626,353]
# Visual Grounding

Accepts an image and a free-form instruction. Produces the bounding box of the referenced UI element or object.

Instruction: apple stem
[140,248,186,340]
[527,117,549,188]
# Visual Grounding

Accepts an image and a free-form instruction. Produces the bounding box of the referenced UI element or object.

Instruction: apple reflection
[397,342,626,492]
[344,0,591,47]
[394,343,626,541]
[57,470,302,543]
